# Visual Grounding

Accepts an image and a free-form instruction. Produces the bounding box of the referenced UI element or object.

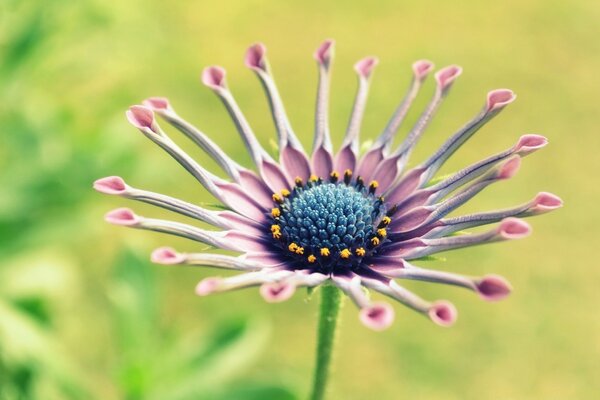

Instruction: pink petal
[428,301,457,327]
[260,159,291,192]
[245,252,286,267]
[280,144,311,183]
[311,145,334,179]
[354,56,379,78]
[497,157,521,180]
[370,156,401,192]
[476,275,512,301]
[223,231,270,252]
[201,66,227,90]
[93,176,128,195]
[105,208,140,226]
[196,277,220,296]
[260,282,296,303]
[217,211,264,234]
[385,166,427,205]
[514,134,548,155]
[498,218,531,239]
[143,97,171,111]
[237,169,273,205]
[314,39,335,65]
[389,206,432,233]
[532,192,563,211]
[435,65,462,90]
[126,105,157,132]
[245,43,267,71]
[486,89,516,113]
[215,182,268,222]
[334,144,357,175]
[412,60,434,80]
[359,302,395,331]
[355,146,385,182]
[151,247,185,265]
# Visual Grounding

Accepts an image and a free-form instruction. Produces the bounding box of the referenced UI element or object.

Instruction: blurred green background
[1,0,598,399]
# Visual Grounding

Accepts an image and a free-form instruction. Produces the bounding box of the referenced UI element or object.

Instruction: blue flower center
[269,176,389,271]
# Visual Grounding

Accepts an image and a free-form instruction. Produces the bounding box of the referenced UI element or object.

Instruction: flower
[95,40,562,331]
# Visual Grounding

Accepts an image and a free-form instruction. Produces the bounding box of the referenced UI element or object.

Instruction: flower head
[95,40,562,330]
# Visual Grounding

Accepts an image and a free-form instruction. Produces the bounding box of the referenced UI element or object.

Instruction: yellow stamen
[310,174,319,182]
[377,228,387,238]
[381,216,391,226]
[281,189,291,197]
[295,177,304,186]
[307,254,316,263]
[371,237,380,246]
[270,224,281,233]
[340,249,351,259]
[272,231,282,239]
[272,193,283,203]
[271,208,281,218]
[295,246,305,255]
[330,171,339,179]
[288,243,298,252]
[369,180,379,189]
[320,248,330,257]
[344,169,353,177]
[355,247,366,257]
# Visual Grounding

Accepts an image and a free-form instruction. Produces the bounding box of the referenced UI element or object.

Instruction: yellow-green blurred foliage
[1,0,598,399]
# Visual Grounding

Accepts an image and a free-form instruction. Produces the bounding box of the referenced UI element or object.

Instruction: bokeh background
[1,0,598,399]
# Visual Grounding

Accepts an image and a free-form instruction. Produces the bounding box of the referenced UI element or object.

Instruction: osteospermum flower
[95,40,562,330]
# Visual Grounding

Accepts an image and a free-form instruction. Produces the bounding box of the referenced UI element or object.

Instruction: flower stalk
[310,284,344,400]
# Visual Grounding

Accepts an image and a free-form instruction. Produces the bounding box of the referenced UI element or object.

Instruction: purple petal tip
[245,43,267,71]
[435,65,462,90]
[359,302,395,331]
[126,105,156,132]
[314,39,335,65]
[354,56,379,78]
[104,208,139,226]
[486,89,516,112]
[201,66,227,90]
[151,247,185,265]
[476,275,512,301]
[412,60,434,80]
[93,176,127,194]
[196,278,220,296]
[143,97,171,111]
[259,282,295,303]
[428,301,457,327]
[498,218,531,239]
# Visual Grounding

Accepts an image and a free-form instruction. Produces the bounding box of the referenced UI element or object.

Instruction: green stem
[309,284,344,400]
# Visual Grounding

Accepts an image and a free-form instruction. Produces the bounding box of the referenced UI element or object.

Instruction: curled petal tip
[245,43,267,71]
[498,156,521,180]
[151,247,185,265]
[126,105,157,132]
[476,275,512,301]
[486,89,516,113]
[354,56,379,78]
[515,134,548,155]
[412,59,434,80]
[196,277,220,296]
[533,192,563,211]
[260,282,296,303]
[142,97,171,111]
[314,39,335,65]
[435,65,462,90]
[104,208,140,226]
[498,218,531,239]
[201,66,227,90]
[428,301,457,327]
[93,176,127,194]
[359,302,395,331]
